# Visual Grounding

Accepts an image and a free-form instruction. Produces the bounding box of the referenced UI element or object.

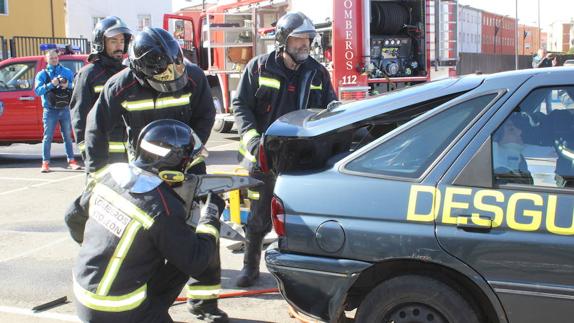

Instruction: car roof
[266,67,574,138]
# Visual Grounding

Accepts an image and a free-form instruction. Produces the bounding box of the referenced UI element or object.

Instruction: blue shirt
[34,63,74,109]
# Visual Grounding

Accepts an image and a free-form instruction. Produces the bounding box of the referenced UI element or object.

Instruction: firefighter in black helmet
[233,11,337,287]
[83,27,228,322]
[66,119,224,323]
[71,16,132,162]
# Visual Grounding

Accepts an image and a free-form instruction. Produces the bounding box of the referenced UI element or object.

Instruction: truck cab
[0,54,88,145]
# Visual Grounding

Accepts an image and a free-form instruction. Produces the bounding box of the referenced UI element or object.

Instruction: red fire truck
[164,0,457,133]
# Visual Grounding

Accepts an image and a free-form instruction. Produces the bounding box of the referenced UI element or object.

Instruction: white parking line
[207,142,238,151]
[0,306,80,322]
[0,177,54,182]
[0,173,84,196]
[0,237,69,263]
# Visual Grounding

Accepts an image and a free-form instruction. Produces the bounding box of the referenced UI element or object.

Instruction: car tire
[355,275,481,323]
[211,86,233,133]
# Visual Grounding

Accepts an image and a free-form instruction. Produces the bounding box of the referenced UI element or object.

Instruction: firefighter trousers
[186,244,222,307]
[245,171,276,237]
[75,262,189,323]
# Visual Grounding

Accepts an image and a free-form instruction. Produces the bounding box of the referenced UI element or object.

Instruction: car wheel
[355,275,481,323]
[211,86,233,133]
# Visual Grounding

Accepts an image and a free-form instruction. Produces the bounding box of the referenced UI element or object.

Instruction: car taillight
[271,196,285,237]
[258,141,269,173]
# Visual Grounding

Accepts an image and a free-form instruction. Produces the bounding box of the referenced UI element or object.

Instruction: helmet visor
[104,26,132,38]
[289,17,317,39]
[146,65,188,92]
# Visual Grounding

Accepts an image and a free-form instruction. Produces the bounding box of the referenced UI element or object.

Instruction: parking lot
[0,131,296,323]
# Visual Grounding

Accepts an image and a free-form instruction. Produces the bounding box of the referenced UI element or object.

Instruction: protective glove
[246,135,261,160]
[197,192,225,232]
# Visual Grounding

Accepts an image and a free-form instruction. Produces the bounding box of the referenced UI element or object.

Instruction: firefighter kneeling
[65,119,227,323]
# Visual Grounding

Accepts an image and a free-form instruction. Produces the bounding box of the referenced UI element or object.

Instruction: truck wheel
[211,86,233,133]
[355,275,481,323]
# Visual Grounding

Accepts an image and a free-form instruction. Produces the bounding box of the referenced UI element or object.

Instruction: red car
[0,54,88,145]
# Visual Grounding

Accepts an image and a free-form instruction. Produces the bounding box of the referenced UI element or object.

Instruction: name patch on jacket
[91,196,131,237]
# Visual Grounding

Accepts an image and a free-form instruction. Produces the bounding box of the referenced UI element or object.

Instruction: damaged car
[264,68,574,323]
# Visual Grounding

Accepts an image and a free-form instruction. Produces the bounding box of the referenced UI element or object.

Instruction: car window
[493,86,574,188]
[345,94,497,178]
[60,60,85,75]
[0,62,37,91]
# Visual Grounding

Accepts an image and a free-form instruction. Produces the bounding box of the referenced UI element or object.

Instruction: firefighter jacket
[233,50,337,171]
[84,62,215,173]
[71,55,127,159]
[66,163,220,315]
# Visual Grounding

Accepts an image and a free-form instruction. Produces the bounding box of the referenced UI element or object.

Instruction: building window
[92,17,105,29]
[138,14,152,31]
[0,0,7,15]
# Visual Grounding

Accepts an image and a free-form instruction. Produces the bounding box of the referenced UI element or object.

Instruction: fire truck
[164,0,458,133]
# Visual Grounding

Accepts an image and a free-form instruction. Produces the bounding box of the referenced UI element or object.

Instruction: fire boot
[188,299,229,323]
[235,233,264,287]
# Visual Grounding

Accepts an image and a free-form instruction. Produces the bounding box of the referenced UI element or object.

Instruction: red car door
[0,58,41,143]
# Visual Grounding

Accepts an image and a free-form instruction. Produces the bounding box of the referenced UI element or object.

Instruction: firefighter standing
[83,27,227,322]
[71,16,132,162]
[66,119,224,323]
[233,11,337,287]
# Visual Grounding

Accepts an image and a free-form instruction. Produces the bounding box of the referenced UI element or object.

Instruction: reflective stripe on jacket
[233,50,337,172]
[84,62,215,173]
[69,164,219,314]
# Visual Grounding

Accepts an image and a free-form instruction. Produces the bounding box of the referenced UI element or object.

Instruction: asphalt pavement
[0,130,301,323]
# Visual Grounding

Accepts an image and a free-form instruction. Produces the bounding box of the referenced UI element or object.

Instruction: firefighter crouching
[65,119,224,323]
[233,11,338,287]
[71,16,132,162]
[82,27,227,321]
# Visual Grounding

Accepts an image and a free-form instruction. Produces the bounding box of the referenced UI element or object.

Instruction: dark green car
[263,68,574,323]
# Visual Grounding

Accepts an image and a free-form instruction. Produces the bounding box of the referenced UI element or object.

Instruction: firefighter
[83,27,228,322]
[66,119,224,323]
[71,16,132,162]
[233,11,337,287]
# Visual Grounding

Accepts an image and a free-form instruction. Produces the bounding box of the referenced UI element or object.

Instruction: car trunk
[263,76,484,174]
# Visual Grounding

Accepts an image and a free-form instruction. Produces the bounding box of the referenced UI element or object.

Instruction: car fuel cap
[315,220,345,253]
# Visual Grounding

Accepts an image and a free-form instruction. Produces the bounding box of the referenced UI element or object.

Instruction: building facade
[547,21,572,53]
[481,10,516,55]
[458,5,481,53]
[66,0,172,39]
[0,0,67,39]
[518,24,541,56]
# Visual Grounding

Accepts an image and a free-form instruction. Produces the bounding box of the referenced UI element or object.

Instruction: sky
[459,0,574,30]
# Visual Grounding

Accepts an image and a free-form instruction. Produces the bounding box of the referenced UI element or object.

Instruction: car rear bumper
[265,244,371,322]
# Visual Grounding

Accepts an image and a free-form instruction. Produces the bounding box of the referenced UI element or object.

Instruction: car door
[436,71,574,323]
[0,59,40,142]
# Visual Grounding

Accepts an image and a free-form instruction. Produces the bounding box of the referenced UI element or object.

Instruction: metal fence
[457,53,574,75]
[0,36,89,60]
[0,36,7,60]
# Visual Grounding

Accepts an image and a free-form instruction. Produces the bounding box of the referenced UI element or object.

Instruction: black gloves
[198,192,225,232]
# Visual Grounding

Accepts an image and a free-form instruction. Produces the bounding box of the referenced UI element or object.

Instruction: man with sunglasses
[83,27,227,322]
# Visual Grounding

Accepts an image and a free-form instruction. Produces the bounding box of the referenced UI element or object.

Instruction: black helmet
[90,16,132,61]
[133,119,204,175]
[275,12,316,51]
[128,27,188,93]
